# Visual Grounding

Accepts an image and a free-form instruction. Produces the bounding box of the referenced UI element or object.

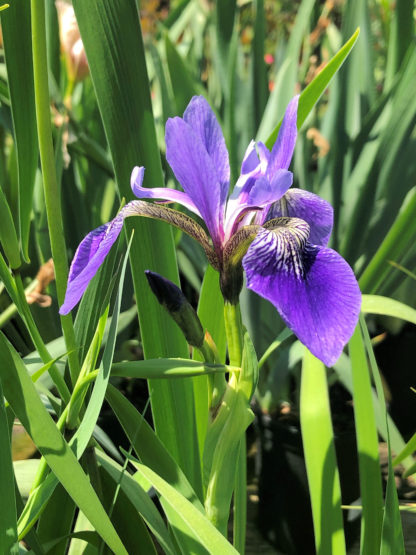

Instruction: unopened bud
[145,270,204,348]
[56,1,89,83]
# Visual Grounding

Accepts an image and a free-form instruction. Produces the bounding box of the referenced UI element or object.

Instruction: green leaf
[105,384,205,553]
[98,465,157,555]
[105,384,202,511]
[358,189,416,293]
[1,0,38,261]
[300,350,346,555]
[193,266,226,459]
[72,0,201,496]
[348,325,383,553]
[112,358,231,379]
[36,484,75,555]
[96,450,176,555]
[251,0,267,130]
[393,432,416,468]
[385,0,414,86]
[0,378,18,554]
[264,28,360,148]
[358,317,405,555]
[0,335,127,554]
[259,0,316,141]
[129,460,238,555]
[0,187,20,268]
[361,294,416,325]
[164,32,200,115]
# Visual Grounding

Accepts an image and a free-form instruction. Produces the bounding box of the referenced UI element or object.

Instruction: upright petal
[59,214,125,314]
[243,225,361,366]
[267,188,333,246]
[248,171,293,208]
[183,96,230,207]
[131,166,201,217]
[267,95,299,177]
[166,116,225,246]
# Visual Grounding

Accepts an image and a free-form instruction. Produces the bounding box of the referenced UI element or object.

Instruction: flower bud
[145,270,204,349]
[56,1,89,83]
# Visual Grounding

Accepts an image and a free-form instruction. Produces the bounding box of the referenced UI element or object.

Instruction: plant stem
[223,301,247,551]
[31,0,79,385]
[224,302,244,367]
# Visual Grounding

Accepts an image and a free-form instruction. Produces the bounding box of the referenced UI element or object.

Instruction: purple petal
[243,226,361,366]
[267,95,299,177]
[248,170,293,208]
[131,166,201,217]
[267,188,333,246]
[59,213,125,314]
[183,96,230,208]
[166,116,225,246]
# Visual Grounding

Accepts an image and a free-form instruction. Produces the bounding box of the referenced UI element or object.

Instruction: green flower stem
[198,333,226,408]
[31,0,79,385]
[14,273,70,403]
[224,302,244,367]
[224,301,247,547]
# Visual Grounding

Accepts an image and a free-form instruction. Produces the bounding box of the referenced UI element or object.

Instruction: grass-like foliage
[0,1,414,553]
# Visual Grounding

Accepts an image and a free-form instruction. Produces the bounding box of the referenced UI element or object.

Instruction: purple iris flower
[60,95,361,367]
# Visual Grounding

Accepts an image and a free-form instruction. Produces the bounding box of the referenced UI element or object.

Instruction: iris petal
[248,170,293,208]
[267,95,299,176]
[243,225,361,366]
[183,96,230,208]
[267,188,333,246]
[59,214,125,314]
[131,166,201,217]
[166,116,225,246]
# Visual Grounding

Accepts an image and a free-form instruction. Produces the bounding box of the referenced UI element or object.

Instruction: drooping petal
[267,188,333,246]
[183,96,230,207]
[165,116,225,246]
[243,224,361,366]
[131,166,201,217]
[267,95,299,177]
[59,213,125,314]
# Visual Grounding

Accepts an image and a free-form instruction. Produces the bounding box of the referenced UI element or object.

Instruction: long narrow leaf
[300,350,346,555]
[0,378,18,554]
[348,325,383,554]
[1,0,38,261]
[131,461,238,555]
[0,335,128,554]
[72,0,201,495]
